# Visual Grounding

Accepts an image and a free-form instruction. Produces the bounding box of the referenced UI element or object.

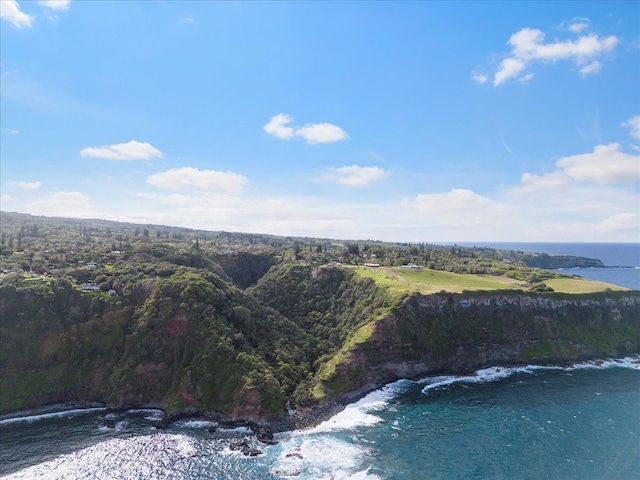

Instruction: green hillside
[0,212,637,424]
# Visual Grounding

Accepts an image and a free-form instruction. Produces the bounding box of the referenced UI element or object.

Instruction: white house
[399,263,423,270]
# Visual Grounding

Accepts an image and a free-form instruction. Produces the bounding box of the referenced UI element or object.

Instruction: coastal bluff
[1,276,638,427]
[0,213,637,426]
[318,291,640,402]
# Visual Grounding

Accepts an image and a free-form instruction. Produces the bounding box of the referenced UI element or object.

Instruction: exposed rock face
[231,385,264,421]
[326,292,640,398]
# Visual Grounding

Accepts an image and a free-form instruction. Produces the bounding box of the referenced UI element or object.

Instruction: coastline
[3,355,638,437]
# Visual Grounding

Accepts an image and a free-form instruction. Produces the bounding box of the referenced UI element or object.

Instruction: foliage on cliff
[0,267,314,418]
[315,291,640,398]
[0,212,637,421]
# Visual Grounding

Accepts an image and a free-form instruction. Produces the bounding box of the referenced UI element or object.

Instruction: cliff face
[2,263,639,423]
[322,292,640,399]
[0,271,313,420]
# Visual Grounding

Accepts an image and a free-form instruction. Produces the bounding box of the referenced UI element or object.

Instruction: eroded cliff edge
[317,291,640,402]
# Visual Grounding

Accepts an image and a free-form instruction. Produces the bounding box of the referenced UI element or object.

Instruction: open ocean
[1,243,639,479]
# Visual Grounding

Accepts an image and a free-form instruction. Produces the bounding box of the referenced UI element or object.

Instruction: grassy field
[352,266,626,295]
[544,277,628,293]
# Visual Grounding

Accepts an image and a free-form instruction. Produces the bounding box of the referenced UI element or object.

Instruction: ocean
[457,242,640,290]
[1,243,639,479]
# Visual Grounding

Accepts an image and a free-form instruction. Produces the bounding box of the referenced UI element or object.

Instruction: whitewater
[1,356,639,479]
[2,243,638,479]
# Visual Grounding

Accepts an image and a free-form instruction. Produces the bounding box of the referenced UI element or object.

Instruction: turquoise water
[1,359,639,479]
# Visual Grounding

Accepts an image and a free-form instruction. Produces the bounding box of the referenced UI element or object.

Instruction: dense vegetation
[0,212,636,422]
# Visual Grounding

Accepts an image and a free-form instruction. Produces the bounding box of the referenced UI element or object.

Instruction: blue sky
[1,1,639,242]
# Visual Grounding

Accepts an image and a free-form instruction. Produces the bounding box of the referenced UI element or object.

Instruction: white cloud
[507,178,639,240]
[471,71,488,84]
[9,181,41,189]
[597,213,638,232]
[487,26,618,86]
[515,143,639,194]
[320,165,386,186]
[296,122,349,144]
[37,1,70,11]
[1,194,16,204]
[518,72,534,83]
[402,189,516,227]
[580,60,601,75]
[25,191,93,217]
[80,140,163,161]
[263,113,295,140]
[494,58,527,86]
[621,115,640,139]
[263,113,348,144]
[146,167,247,194]
[516,171,569,194]
[567,18,590,34]
[0,0,33,28]
[556,143,640,184]
[2,129,20,134]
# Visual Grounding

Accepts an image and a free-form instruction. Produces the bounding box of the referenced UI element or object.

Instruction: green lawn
[352,266,526,294]
[544,277,628,293]
[352,266,626,294]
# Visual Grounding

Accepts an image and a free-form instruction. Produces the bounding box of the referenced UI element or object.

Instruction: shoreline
[2,355,639,435]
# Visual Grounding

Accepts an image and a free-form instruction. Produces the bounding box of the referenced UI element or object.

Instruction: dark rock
[229,440,249,451]
[254,425,277,445]
[229,439,263,456]
[103,418,116,429]
[208,424,218,433]
[247,447,263,457]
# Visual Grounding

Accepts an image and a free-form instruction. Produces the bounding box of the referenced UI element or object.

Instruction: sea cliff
[2,274,638,430]
[1,213,638,430]
[317,291,640,402]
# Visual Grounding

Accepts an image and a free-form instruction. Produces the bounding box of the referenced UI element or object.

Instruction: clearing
[351,266,626,295]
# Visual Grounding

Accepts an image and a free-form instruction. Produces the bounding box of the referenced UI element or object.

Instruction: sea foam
[0,407,106,426]
[306,379,412,434]
[271,436,380,480]
[420,356,640,395]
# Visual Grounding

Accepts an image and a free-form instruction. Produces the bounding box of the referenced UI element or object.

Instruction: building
[399,263,423,270]
[80,283,101,292]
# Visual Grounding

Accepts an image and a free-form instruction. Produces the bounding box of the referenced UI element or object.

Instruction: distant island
[1,211,637,434]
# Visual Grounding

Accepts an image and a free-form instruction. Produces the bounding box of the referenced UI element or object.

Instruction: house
[364,263,380,267]
[399,263,423,270]
[80,283,101,292]
[86,261,98,269]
